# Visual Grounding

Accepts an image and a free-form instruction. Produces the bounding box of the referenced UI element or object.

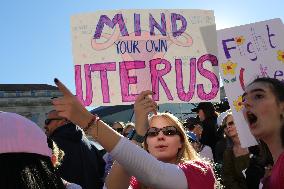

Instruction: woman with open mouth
[242,77,284,189]
[51,78,218,189]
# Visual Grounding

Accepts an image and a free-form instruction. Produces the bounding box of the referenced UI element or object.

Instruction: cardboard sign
[71,9,220,106]
[217,18,284,147]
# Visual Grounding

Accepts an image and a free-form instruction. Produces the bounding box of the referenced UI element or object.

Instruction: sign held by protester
[71,9,220,106]
[217,18,284,147]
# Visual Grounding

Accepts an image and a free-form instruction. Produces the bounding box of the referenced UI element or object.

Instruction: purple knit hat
[0,112,52,157]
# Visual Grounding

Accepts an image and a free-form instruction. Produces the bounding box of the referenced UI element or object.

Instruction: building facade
[0,84,62,128]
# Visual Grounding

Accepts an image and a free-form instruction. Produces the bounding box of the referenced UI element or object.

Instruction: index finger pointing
[54,78,73,97]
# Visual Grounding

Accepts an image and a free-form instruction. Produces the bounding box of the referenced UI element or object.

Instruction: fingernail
[54,78,59,83]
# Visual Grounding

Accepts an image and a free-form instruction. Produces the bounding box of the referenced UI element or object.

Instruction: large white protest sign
[71,9,220,106]
[217,18,284,147]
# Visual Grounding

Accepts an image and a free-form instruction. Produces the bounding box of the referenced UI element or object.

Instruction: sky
[1,0,283,96]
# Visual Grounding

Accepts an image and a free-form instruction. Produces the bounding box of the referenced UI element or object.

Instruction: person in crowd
[183,117,203,139]
[123,122,135,137]
[184,117,214,161]
[45,110,105,189]
[245,140,273,189]
[47,138,82,189]
[186,131,214,161]
[242,77,284,189]
[191,102,218,160]
[0,111,65,189]
[221,111,250,189]
[52,78,217,189]
[112,122,125,135]
[215,110,231,169]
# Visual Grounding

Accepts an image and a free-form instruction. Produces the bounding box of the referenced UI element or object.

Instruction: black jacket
[200,117,218,156]
[50,123,105,189]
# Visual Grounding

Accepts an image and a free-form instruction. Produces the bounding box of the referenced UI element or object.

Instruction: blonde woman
[52,79,216,189]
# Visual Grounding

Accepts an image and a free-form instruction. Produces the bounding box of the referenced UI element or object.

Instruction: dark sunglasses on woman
[146,126,180,137]
[113,128,123,133]
[44,118,64,125]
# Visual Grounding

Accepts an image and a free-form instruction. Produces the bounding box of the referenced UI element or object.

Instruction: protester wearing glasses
[123,122,135,137]
[45,110,105,189]
[52,79,217,189]
[242,77,284,189]
[112,122,125,134]
[221,111,250,189]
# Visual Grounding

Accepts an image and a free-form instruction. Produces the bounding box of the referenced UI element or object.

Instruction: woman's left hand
[134,90,157,135]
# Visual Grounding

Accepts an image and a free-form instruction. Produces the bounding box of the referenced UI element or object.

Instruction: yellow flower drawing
[221,60,237,75]
[233,96,243,112]
[235,36,245,45]
[277,50,284,63]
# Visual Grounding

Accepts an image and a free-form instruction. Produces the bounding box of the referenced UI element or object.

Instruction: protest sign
[217,18,284,147]
[71,9,220,106]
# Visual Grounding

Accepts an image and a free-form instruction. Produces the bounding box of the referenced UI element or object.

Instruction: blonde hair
[221,110,233,128]
[51,140,65,168]
[144,112,199,163]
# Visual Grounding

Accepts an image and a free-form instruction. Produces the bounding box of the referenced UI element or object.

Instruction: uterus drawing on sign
[91,20,193,94]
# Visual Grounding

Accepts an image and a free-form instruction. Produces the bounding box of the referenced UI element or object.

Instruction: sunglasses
[225,121,235,127]
[45,118,64,125]
[146,126,180,137]
[113,128,123,133]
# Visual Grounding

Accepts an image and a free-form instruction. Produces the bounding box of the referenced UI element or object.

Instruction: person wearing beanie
[45,110,105,189]
[0,111,65,189]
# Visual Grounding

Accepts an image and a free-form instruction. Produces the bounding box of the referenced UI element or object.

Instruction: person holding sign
[52,78,217,189]
[242,77,284,189]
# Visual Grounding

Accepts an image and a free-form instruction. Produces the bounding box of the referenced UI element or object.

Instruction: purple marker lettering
[222,38,236,59]
[149,13,166,36]
[266,25,276,48]
[94,14,129,39]
[171,13,187,37]
[134,13,141,36]
[247,42,257,61]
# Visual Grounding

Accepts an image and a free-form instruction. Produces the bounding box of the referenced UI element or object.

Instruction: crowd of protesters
[0,77,284,189]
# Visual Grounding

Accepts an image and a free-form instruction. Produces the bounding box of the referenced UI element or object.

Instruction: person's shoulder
[179,160,216,188]
[179,160,213,173]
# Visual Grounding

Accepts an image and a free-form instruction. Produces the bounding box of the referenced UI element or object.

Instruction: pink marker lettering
[175,58,196,101]
[119,61,146,102]
[150,58,173,101]
[90,62,116,103]
[75,64,93,106]
[197,54,219,100]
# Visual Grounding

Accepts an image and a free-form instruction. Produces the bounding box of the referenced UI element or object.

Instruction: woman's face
[243,82,284,140]
[146,116,182,163]
[224,115,238,138]
[112,123,124,134]
[198,109,205,121]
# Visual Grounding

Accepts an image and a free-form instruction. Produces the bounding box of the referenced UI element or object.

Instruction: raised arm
[52,79,211,189]
[105,91,156,189]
